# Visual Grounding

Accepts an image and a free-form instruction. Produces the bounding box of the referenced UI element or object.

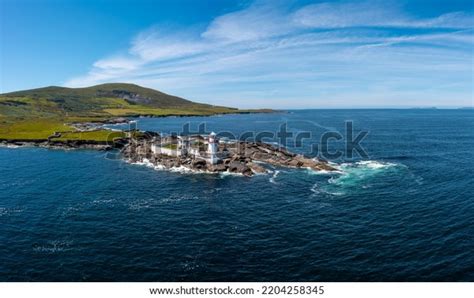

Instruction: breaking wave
[129,158,212,175]
[219,171,245,177]
[330,160,402,187]
[310,160,406,196]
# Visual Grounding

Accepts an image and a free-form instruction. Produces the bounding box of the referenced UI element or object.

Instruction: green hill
[0,83,240,119]
[0,83,269,141]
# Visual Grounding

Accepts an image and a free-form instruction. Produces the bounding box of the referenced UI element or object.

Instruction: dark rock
[192,159,206,169]
[210,164,227,172]
[228,161,252,176]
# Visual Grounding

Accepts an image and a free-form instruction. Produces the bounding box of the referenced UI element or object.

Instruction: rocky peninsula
[1,115,336,176]
[122,132,336,176]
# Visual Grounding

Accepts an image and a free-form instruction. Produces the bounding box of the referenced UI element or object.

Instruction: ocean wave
[132,158,268,177]
[169,165,208,174]
[305,167,342,175]
[352,160,398,169]
[130,159,215,175]
[311,160,406,195]
[334,160,402,172]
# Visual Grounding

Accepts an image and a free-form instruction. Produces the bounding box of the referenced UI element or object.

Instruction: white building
[150,133,224,164]
[207,132,219,165]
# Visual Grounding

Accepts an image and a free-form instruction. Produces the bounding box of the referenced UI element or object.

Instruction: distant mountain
[1,83,235,112]
[0,83,267,120]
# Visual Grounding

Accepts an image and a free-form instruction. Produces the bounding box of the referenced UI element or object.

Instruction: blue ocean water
[1,109,473,281]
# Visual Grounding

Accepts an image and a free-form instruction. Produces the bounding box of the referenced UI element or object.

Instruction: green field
[0,119,73,140]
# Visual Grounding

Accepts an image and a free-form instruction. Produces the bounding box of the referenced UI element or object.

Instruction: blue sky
[1,0,473,108]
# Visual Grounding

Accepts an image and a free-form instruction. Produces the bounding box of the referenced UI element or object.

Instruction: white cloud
[415,11,473,29]
[93,56,142,70]
[130,28,207,61]
[293,1,473,29]
[65,0,473,108]
[293,1,401,28]
[202,2,294,42]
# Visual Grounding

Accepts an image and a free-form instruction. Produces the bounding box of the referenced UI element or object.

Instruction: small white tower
[207,132,219,164]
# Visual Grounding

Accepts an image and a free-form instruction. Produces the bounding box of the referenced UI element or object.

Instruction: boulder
[228,161,250,174]
[248,163,267,174]
[210,164,227,172]
[288,159,304,168]
[192,159,206,169]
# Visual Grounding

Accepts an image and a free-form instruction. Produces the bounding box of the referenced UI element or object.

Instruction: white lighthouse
[207,132,219,165]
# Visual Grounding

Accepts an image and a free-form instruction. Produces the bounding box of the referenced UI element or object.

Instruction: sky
[1,0,473,108]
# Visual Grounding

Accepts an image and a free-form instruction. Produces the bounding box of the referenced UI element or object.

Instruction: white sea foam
[269,170,280,184]
[354,160,397,169]
[333,160,401,173]
[0,144,21,149]
[305,167,342,175]
[324,191,345,196]
[131,158,155,168]
[130,158,213,175]
[310,160,405,195]
[219,171,244,177]
[168,165,212,174]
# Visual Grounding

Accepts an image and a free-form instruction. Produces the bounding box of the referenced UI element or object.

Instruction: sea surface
[1,109,473,281]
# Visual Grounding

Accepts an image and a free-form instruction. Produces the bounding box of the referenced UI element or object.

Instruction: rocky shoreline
[0,139,118,151]
[122,135,336,176]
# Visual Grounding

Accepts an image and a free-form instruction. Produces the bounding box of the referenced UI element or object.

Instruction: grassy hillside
[0,83,239,118]
[0,83,265,142]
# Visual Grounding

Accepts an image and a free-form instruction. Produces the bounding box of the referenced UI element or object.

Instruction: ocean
[1,109,473,281]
